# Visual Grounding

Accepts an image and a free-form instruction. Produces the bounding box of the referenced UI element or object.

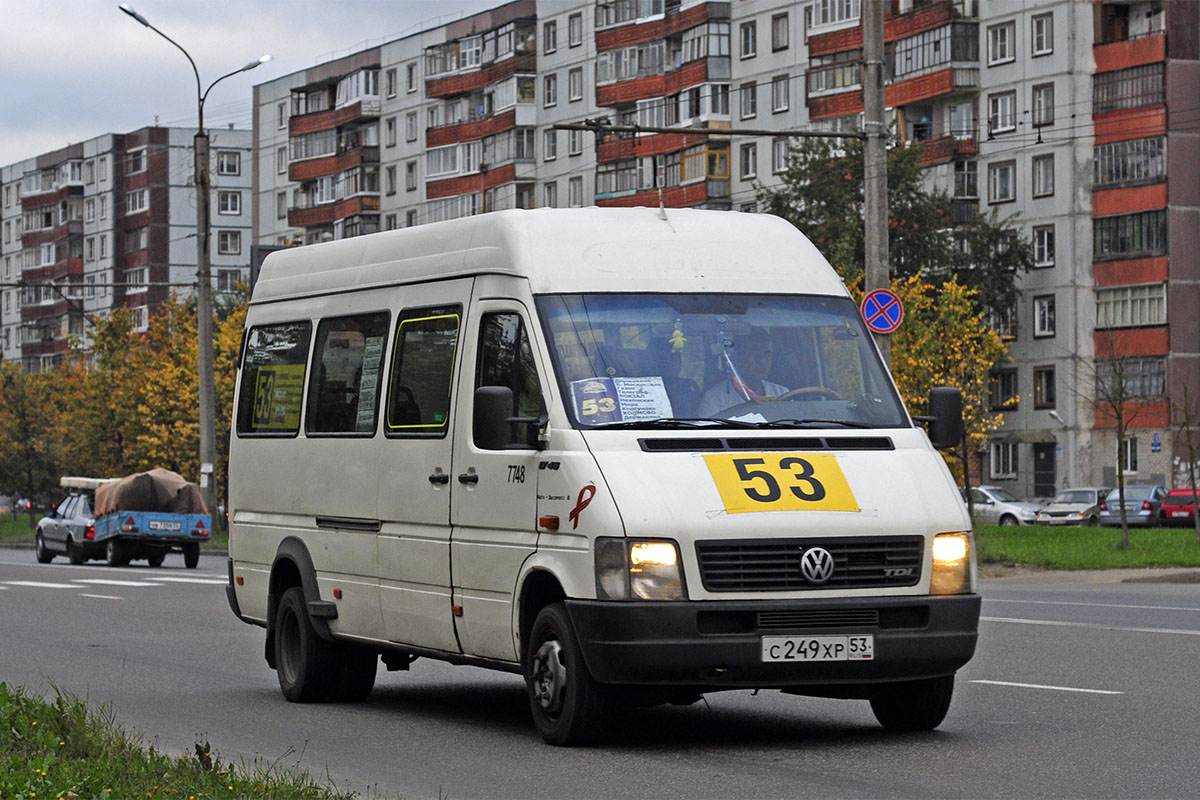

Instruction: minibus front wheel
[525,603,611,745]
[869,673,955,731]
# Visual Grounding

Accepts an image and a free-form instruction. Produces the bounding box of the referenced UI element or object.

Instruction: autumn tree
[0,363,66,523]
[1090,335,1148,549]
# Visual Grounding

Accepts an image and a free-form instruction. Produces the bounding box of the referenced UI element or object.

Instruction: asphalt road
[2,549,1198,799]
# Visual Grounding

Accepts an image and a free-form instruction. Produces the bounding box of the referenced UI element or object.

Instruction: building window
[568,13,582,47]
[543,73,557,107]
[544,129,557,161]
[131,306,149,333]
[988,304,1017,341]
[771,74,789,112]
[990,441,1018,479]
[740,21,756,58]
[405,210,417,227]
[383,213,397,231]
[1121,437,1139,474]
[406,62,417,93]
[569,129,583,156]
[568,68,583,102]
[989,368,1018,410]
[771,138,788,174]
[739,82,757,119]
[85,199,95,222]
[385,165,397,196]
[1033,224,1055,267]
[1098,357,1166,399]
[125,188,148,215]
[771,13,789,51]
[216,151,241,175]
[1031,13,1053,56]
[276,191,287,220]
[568,176,583,207]
[277,101,287,129]
[385,68,397,98]
[385,117,397,147]
[216,230,241,255]
[1096,283,1167,329]
[1032,154,1054,197]
[812,0,860,27]
[954,161,978,198]
[100,196,108,220]
[1032,83,1054,127]
[217,190,240,215]
[739,143,757,180]
[217,269,240,293]
[1093,64,1164,114]
[1034,294,1056,338]
[276,146,287,174]
[405,161,417,192]
[1093,136,1165,187]
[987,21,1015,65]
[988,160,1015,203]
[544,181,558,208]
[125,148,146,175]
[544,20,557,53]
[1034,367,1056,409]
[1094,211,1167,260]
[988,91,1016,134]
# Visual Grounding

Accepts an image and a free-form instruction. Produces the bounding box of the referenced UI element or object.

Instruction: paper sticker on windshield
[571,377,673,424]
[704,453,859,514]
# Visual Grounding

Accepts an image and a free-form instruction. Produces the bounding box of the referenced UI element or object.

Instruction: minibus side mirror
[922,386,963,450]
[474,386,546,451]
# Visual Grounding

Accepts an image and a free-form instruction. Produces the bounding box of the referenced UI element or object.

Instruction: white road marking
[79,593,122,600]
[3,581,79,589]
[987,598,1200,613]
[154,577,227,585]
[74,579,164,587]
[971,679,1123,696]
[982,615,1200,636]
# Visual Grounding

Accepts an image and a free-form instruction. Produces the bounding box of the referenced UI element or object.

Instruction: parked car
[1160,488,1200,526]
[35,491,97,564]
[1098,484,1168,527]
[964,486,1043,526]
[1035,487,1112,527]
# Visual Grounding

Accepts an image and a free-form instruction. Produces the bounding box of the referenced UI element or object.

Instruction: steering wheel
[778,386,842,401]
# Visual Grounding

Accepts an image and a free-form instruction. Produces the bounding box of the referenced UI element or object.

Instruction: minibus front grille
[694,536,923,592]
[757,609,879,628]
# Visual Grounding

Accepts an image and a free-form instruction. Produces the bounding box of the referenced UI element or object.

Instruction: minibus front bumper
[564,594,980,686]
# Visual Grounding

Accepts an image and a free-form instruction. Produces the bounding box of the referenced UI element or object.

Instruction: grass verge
[976,523,1200,570]
[0,682,355,800]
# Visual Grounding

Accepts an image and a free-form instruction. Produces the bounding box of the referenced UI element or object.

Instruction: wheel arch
[265,536,331,668]
[516,568,567,666]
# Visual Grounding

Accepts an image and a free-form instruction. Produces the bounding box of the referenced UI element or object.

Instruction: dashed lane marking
[154,577,228,585]
[971,679,1123,696]
[3,581,80,589]
[78,593,123,600]
[74,579,164,587]
[982,615,1200,636]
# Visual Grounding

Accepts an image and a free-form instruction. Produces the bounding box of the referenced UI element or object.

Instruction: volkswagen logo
[800,547,835,584]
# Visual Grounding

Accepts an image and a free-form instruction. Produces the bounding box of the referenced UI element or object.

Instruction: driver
[698,329,789,416]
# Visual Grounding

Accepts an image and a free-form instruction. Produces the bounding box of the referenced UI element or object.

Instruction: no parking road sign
[860,289,904,335]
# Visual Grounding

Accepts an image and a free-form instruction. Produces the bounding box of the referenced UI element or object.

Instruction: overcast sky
[0,0,507,167]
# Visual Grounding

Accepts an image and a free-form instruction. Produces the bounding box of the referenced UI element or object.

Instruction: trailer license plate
[148,520,182,531]
[762,635,874,662]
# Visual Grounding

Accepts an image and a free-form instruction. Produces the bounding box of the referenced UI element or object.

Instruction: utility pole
[862,0,890,365]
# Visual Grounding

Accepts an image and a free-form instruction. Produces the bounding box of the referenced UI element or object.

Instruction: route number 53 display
[703,453,859,514]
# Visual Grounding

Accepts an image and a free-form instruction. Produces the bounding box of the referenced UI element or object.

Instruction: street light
[120,4,271,522]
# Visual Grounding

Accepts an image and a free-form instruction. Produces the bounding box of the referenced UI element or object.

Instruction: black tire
[147,552,166,568]
[1085,515,1099,527]
[330,645,378,702]
[183,542,200,569]
[870,674,955,732]
[274,586,338,703]
[999,515,1019,526]
[525,603,611,746]
[67,538,85,565]
[35,532,54,564]
[105,539,127,567]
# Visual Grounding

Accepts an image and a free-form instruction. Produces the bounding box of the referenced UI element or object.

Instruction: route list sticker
[571,376,673,424]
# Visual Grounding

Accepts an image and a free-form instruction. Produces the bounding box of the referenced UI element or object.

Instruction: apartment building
[0,126,254,371]
[249,0,1199,497]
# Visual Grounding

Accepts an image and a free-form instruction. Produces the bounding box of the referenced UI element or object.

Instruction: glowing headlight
[595,538,685,601]
[931,532,972,595]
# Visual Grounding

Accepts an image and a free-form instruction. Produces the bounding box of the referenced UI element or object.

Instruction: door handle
[428,473,450,485]
[458,472,479,485]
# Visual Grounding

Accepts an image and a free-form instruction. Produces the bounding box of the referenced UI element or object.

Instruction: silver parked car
[964,486,1043,526]
[1098,484,1168,527]
[1035,487,1112,527]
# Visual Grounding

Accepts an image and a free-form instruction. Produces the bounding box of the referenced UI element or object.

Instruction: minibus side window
[305,312,390,436]
[385,306,461,436]
[476,312,545,448]
[236,321,312,436]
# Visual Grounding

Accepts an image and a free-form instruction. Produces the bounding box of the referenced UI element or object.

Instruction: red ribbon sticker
[568,484,596,530]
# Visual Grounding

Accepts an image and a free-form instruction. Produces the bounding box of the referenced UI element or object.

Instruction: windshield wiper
[751,418,876,429]
[588,417,761,430]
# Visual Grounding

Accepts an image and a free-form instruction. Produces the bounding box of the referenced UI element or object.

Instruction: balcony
[289,100,379,137]
[289,144,379,183]
[951,199,978,225]
[1094,31,1165,74]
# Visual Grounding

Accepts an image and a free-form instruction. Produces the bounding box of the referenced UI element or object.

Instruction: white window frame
[544,181,558,208]
[569,129,583,156]
[772,138,789,174]
[1033,294,1056,338]
[1032,83,1054,127]
[216,150,241,176]
[988,160,1015,203]
[1033,224,1055,267]
[217,190,241,215]
[544,74,557,107]
[543,20,557,54]
[771,74,789,113]
[740,82,756,119]
[568,67,583,102]
[568,13,583,47]
[990,441,1018,480]
[988,21,1015,66]
[988,91,1016,134]
[740,142,757,180]
[276,146,287,174]
[1121,437,1139,474]
[276,191,287,220]
[740,21,756,58]
[217,230,241,255]
[277,101,287,129]
[771,13,789,51]
[1031,13,1053,56]
[1032,154,1054,198]
[1095,283,1167,329]
[568,175,583,207]
[385,117,397,147]
[125,188,148,215]
[406,62,417,93]
[544,129,557,161]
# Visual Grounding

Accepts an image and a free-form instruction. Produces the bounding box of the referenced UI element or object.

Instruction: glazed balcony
[289,144,379,183]
[289,100,379,137]
[287,194,380,229]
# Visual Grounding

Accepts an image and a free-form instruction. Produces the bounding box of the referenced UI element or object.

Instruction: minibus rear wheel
[869,674,955,731]
[275,586,337,702]
[525,603,610,745]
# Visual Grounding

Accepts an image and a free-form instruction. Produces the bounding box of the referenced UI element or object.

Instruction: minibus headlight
[595,538,685,601]
[930,532,972,595]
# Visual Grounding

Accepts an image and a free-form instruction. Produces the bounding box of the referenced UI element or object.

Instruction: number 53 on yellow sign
[703,453,860,514]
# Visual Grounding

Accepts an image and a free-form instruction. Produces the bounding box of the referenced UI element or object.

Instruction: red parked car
[1160,489,1200,526]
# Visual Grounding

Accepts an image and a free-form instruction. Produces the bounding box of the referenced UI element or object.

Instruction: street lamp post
[119,4,270,522]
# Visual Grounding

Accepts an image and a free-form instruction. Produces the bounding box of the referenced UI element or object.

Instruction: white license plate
[761,635,874,662]
[1172,511,1190,518]
[148,520,182,531]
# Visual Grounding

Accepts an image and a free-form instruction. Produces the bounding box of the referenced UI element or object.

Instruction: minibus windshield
[537,293,910,430]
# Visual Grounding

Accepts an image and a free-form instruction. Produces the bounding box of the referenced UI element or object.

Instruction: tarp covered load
[95,468,208,516]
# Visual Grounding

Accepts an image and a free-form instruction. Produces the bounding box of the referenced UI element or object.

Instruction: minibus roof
[252,207,848,304]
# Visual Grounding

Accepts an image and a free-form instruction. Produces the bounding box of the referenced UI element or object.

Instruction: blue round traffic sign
[860,289,904,334]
